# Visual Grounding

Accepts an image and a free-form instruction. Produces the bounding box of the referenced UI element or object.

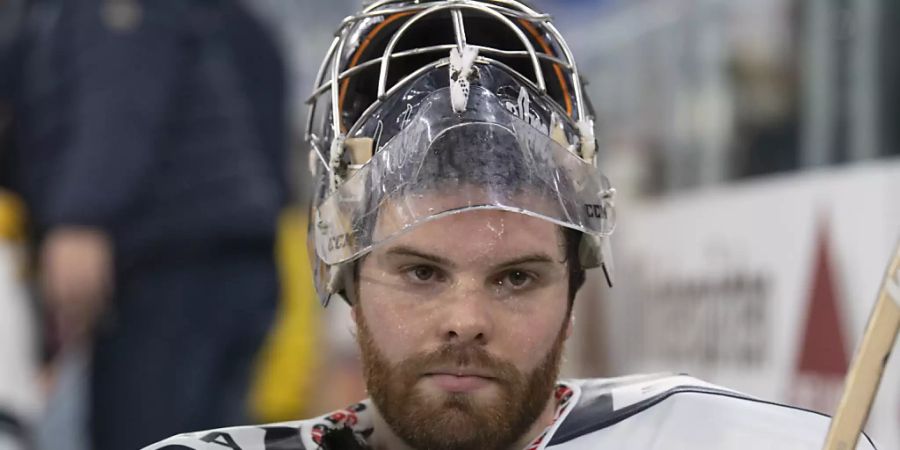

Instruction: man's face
[354,205,572,450]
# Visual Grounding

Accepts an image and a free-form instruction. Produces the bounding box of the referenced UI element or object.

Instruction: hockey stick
[822,239,900,450]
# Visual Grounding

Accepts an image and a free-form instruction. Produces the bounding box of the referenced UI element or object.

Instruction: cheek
[358,280,425,363]
[498,284,570,368]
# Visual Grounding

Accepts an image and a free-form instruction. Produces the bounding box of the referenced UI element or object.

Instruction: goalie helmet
[306,0,616,306]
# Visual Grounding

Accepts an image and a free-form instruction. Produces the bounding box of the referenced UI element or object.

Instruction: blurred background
[1,0,898,449]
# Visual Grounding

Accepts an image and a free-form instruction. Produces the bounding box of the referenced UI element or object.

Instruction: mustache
[400,342,520,382]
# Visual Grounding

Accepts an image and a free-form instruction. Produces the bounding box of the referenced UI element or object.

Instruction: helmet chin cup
[580,234,614,288]
[323,262,356,307]
[599,235,614,288]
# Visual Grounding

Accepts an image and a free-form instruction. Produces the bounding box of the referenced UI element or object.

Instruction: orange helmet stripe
[518,18,573,118]
[338,12,417,131]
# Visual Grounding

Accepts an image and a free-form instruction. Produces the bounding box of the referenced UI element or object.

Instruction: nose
[438,284,494,346]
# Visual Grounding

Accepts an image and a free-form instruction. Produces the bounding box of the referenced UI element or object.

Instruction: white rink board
[605,159,900,449]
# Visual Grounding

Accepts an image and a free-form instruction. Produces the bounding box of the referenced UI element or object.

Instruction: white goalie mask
[306,0,616,306]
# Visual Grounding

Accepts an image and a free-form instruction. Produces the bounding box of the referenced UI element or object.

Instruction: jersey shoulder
[143,400,374,450]
[549,374,877,450]
[141,420,313,450]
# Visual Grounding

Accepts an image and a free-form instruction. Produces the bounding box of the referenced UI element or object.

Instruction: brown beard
[356,312,567,450]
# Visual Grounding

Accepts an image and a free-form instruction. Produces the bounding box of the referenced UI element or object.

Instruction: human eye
[495,269,538,291]
[402,264,445,284]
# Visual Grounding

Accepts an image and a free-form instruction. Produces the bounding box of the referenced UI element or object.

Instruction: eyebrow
[385,246,456,268]
[496,253,559,269]
[384,246,558,270]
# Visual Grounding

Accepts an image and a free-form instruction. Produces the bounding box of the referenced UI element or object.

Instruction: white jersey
[143,373,878,450]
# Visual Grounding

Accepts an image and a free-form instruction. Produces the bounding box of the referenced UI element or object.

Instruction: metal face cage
[305,0,596,183]
[305,0,615,306]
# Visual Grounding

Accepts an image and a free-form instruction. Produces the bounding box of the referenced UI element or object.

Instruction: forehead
[372,202,565,266]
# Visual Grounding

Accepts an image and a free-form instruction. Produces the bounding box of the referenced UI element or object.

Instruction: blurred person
[1,0,25,180]
[1,3,41,449]
[146,1,876,450]
[6,0,288,448]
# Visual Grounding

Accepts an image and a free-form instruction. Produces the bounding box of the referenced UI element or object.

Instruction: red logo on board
[790,223,849,414]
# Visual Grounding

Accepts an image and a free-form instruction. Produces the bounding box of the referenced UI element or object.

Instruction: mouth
[421,369,496,393]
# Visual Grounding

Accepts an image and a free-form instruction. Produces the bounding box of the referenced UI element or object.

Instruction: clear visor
[314,86,615,266]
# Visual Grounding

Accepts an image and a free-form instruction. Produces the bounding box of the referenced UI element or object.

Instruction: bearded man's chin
[416,375,500,399]
[355,310,568,450]
[397,402,512,450]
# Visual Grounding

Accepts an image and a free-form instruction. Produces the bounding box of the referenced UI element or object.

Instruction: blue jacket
[10,0,288,266]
